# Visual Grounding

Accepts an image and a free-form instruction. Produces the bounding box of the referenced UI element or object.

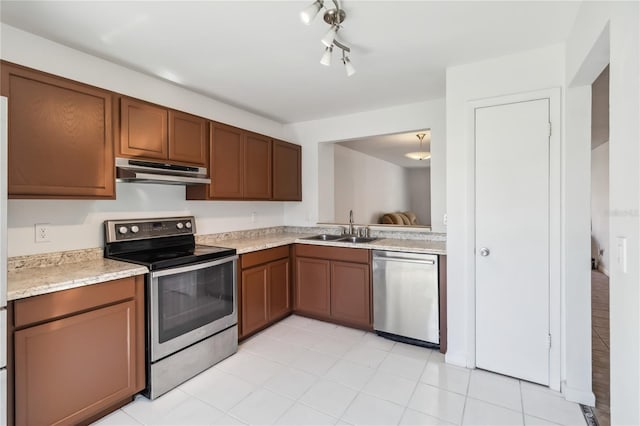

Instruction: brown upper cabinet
[119,96,208,167]
[187,124,302,201]
[272,139,302,201]
[187,122,272,200]
[0,61,115,199]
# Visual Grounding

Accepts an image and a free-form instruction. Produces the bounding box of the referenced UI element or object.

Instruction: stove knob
[176,222,184,230]
[118,226,128,235]
[185,221,192,229]
[130,225,140,233]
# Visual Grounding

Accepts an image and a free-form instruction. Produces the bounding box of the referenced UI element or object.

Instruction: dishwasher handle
[374,256,436,265]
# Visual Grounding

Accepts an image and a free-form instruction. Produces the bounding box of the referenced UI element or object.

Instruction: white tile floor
[95,315,586,426]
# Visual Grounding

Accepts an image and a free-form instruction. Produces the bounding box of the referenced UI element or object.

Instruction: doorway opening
[590,65,610,426]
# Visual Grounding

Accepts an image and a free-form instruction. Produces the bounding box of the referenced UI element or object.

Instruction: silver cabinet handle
[479,247,490,257]
[374,257,436,265]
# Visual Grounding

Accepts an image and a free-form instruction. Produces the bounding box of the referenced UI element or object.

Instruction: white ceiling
[336,130,432,168]
[0,0,581,125]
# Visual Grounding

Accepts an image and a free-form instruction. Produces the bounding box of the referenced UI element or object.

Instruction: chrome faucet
[348,209,354,235]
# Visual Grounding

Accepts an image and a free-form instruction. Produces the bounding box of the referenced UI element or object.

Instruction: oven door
[149,255,238,362]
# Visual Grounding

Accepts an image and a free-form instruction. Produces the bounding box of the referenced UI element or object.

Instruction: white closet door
[475,98,551,385]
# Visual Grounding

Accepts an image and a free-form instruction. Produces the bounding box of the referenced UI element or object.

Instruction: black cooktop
[106,243,236,270]
[103,217,236,270]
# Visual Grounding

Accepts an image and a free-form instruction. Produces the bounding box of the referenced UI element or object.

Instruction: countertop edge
[8,261,149,301]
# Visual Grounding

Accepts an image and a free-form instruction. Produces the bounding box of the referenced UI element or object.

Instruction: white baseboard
[598,265,609,277]
[445,351,470,368]
[564,386,596,406]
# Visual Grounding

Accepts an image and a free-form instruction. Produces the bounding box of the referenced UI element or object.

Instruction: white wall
[445,43,574,389]
[565,2,640,423]
[333,145,409,224]
[284,98,446,232]
[591,142,609,275]
[1,24,288,256]
[317,143,335,223]
[407,168,431,226]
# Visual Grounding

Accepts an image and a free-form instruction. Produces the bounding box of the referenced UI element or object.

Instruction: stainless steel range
[104,216,238,399]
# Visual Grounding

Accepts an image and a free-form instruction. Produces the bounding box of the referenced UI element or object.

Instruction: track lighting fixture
[320,46,333,66]
[301,0,356,77]
[342,48,356,77]
[300,0,324,25]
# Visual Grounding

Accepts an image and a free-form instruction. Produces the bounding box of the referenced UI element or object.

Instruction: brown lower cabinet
[294,244,372,330]
[239,246,292,339]
[11,276,145,426]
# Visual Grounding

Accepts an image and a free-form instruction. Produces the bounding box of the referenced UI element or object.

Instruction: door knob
[479,247,490,257]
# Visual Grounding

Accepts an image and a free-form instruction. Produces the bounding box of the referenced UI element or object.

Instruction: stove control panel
[105,216,196,242]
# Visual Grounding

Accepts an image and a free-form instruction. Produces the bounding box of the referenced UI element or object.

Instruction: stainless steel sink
[302,234,343,241]
[337,236,379,243]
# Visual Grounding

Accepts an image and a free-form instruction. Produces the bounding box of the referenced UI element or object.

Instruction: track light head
[320,46,333,66]
[321,25,339,47]
[300,0,324,25]
[343,56,356,77]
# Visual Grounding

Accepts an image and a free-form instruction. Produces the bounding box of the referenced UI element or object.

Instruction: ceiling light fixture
[320,46,333,66]
[405,133,431,160]
[301,0,356,77]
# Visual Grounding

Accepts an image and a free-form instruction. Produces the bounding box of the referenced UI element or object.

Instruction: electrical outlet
[443,213,448,226]
[35,223,51,243]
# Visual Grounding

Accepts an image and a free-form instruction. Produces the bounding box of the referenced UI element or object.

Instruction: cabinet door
[120,97,168,160]
[244,132,272,199]
[14,301,138,426]
[168,110,208,166]
[295,257,331,318]
[269,258,291,320]
[241,265,269,336]
[272,140,302,201]
[210,122,244,199]
[1,62,115,198]
[331,261,371,328]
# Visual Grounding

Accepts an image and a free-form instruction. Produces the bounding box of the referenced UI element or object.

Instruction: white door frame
[465,88,562,391]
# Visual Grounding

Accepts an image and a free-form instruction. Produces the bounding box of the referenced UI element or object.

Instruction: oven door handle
[150,255,238,278]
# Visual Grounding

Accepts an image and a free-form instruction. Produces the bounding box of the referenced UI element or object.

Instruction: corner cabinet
[294,244,371,329]
[119,96,208,167]
[0,61,115,199]
[238,246,292,339]
[11,277,145,426]
[272,140,302,201]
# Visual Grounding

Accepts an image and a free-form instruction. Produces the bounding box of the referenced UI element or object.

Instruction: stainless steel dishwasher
[372,250,439,347]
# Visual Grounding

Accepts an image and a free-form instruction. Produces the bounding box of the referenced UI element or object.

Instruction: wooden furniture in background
[238,246,292,339]
[11,277,145,426]
[294,244,371,330]
[0,61,115,199]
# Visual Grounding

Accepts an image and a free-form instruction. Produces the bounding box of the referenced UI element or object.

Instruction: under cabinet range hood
[115,157,211,185]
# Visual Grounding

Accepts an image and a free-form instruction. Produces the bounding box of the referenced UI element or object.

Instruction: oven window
[157,261,234,343]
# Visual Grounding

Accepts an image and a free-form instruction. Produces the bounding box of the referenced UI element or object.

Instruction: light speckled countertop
[8,228,445,301]
[7,257,148,301]
[199,232,447,255]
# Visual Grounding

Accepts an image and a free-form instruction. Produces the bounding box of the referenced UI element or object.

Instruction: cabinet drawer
[241,245,289,269]
[294,244,369,264]
[14,277,136,328]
